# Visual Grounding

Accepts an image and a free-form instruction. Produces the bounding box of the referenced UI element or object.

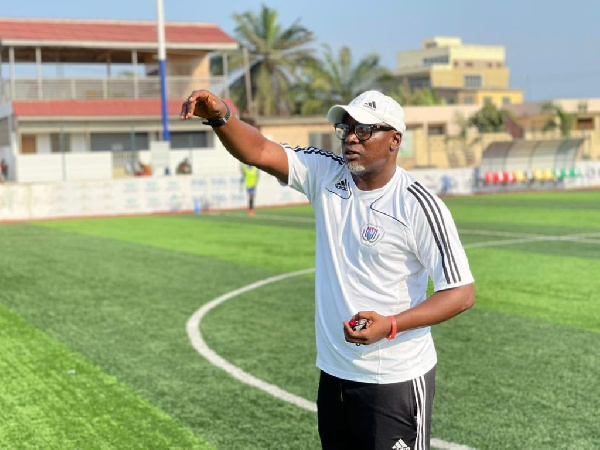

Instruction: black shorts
[317,366,436,450]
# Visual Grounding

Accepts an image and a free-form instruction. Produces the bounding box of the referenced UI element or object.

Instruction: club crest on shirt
[360,223,385,246]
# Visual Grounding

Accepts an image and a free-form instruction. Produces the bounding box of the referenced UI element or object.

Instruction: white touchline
[186,268,317,413]
[187,216,598,450]
[215,213,600,244]
[186,267,475,450]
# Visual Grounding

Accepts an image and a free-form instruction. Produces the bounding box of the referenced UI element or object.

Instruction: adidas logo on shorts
[392,438,410,450]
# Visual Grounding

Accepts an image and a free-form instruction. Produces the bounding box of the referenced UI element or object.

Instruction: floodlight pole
[156,0,170,141]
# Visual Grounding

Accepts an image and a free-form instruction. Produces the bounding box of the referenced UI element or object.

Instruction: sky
[3,0,600,102]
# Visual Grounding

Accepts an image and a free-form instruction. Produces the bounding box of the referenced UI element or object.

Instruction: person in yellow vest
[241,164,260,216]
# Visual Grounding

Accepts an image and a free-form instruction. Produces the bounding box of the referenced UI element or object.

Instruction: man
[240,163,259,216]
[0,158,7,183]
[181,90,475,450]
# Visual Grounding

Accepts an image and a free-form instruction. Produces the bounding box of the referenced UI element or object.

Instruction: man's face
[341,115,400,176]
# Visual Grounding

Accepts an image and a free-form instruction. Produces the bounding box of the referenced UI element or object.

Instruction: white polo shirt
[284,144,474,384]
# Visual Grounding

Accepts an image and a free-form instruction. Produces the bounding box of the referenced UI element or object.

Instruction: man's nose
[344,129,359,144]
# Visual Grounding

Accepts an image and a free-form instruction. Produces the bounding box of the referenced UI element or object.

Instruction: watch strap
[202,102,231,128]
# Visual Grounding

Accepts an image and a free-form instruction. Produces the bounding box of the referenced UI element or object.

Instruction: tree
[468,102,507,133]
[541,101,575,137]
[293,45,390,115]
[384,79,440,106]
[227,5,315,116]
[445,113,481,167]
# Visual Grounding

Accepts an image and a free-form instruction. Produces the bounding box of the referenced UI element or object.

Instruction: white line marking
[186,268,317,413]
[460,229,543,238]
[187,214,599,450]
[213,213,600,244]
[187,267,475,449]
[430,438,474,450]
[464,234,600,248]
[214,212,316,223]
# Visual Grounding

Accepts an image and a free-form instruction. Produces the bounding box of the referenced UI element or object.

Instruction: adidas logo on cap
[363,101,377,110]
[327,90,407,134]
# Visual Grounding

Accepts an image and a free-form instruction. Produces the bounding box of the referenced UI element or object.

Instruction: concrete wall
[16,153,113,183]
[0,170,308,221]
[4,161,599,222]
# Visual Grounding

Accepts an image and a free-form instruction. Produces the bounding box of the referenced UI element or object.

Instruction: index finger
[180,90,205,120]
[180,101,190,120]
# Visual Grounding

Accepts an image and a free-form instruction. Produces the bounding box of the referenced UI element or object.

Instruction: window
[483,97,492,104]
[170,131,212,149]
[20,134,36,154]
[423,55,449,66]
[576,118,594,131]
[90,133,148,151]
[428,124,446,136]
[464,96,474,104]
[502,97,511,105]
[51,133,71,153]
[409,76,431,90]
[0,119,10,146]
[309,132,339,153]
[464,75,482,88]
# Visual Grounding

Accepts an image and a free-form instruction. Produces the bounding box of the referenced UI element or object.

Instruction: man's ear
[390,132,402,152]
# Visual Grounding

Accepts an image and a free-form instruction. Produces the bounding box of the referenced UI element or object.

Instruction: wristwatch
[202,102,231,128]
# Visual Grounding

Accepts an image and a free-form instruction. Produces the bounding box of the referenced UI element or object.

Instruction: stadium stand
[479,138,584,190]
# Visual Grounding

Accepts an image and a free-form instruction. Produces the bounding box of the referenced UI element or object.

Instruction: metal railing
[0,76,229,102]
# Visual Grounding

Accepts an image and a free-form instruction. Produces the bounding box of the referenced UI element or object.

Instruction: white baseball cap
[327,90,406,134]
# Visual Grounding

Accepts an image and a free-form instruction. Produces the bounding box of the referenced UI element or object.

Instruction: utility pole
[156,0,170,141]
[242,46,255,118]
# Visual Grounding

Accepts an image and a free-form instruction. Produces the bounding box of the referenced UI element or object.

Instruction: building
[0,17,238,182]
[1,20,598,185]
[395,36,523,107]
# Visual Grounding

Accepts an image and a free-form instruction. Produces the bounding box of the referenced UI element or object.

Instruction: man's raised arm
[180,90,289,184]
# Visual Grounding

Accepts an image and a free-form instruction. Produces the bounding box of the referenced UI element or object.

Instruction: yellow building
[395,36,523,107]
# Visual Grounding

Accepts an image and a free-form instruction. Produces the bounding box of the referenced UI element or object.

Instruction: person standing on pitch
[181,89,475,450]
[241,163,259,216]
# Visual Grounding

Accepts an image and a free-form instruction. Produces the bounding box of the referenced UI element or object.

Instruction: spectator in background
[0,159,7,183]
[177,157,192,175]
[134,161,152,176]
[241,164,259,216]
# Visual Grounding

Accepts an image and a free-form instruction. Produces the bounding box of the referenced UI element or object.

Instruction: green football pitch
[0,190,598,449]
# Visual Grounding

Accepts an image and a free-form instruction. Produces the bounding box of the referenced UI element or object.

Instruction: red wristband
[386,315,397,340]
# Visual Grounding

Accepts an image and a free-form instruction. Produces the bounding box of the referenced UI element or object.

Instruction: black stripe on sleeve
[408,185,451,284]
[282,144,344,165]
[414,182,461,282]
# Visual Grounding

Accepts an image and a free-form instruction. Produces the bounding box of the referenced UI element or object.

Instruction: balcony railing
[0,76,229,103]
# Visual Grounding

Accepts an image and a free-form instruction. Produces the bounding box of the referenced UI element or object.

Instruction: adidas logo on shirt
[334,179,349,191]
[363,101,377,110]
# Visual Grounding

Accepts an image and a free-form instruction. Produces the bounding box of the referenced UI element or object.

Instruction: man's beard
[346,162,366,173]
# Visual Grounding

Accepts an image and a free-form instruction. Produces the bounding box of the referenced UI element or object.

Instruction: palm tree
[385,79,440,106]
[227,5,315,117]
[541,101,575,137]
[294,45,390,115]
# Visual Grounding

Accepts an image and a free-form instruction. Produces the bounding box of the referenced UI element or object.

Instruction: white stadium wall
[1,159,600,222]
[0,171,308,221]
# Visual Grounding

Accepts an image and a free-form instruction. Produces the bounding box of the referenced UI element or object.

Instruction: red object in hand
[350,318,367,331]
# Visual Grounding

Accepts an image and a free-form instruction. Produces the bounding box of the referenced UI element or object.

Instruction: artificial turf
[0,189,598,448]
